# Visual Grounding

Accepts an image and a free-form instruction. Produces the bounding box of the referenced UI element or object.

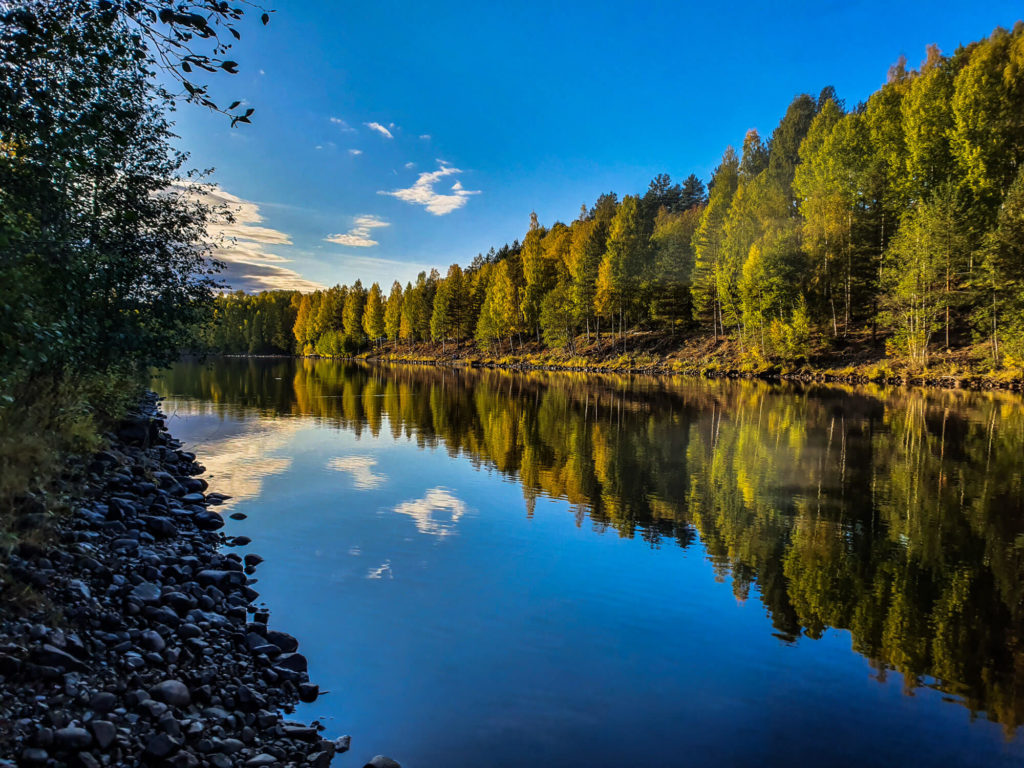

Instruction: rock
[149,679,191,707]
[334,735,351,754]
[181,492,206,504]
[275,652,308,673]
[282,725,319,741]
[144,733,183,759]
[266,630,299,653]
[194,510,225,531]
[196,569,246,589]
[89,720,116,750]
[89,691,118,714]
[20,748,48,765]
[53,726,92,750]
[140,629,166,652]
[298,683,320,702]
[229,512,248,520]
[363,757,401,768]
[32,644,88,673]
[245,754,279,767]
[129,581,161,604]
[244,553,264,567]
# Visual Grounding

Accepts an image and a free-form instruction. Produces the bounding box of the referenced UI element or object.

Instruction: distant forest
[207,24,1024,370]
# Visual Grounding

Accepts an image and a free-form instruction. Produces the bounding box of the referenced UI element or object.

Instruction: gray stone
[89,692,117,714]
[149,679,191,708]
[89,720,116,750]
[53,727,92,750]
[363,757,401,768]
[194,510,225,530]
[144,733,182,759]
[275,652,308,673]
[140,629,166,652]
[129,582,161,604]
[244,754,279,767]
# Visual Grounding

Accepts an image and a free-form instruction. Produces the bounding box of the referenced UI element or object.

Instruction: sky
[169,0,1024,293]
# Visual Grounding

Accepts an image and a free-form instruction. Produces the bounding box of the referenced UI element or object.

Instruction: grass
[0,367,145,580]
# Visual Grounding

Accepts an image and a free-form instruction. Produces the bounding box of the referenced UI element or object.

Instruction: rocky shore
[0,393,398,768]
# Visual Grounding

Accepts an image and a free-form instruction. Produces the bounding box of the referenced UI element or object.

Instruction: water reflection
[392,487,468,538]
[328,456,388,490]
[156,358,1024,733]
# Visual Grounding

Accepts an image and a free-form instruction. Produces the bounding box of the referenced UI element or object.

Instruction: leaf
[230,28,240,40]
[228,101,241,110]
[220,60,238,74]
[261,13,270,25]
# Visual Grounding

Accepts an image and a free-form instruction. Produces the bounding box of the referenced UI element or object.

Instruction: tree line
[208,23,1024,372]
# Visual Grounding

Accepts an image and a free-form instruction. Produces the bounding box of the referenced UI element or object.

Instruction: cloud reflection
[328,456,388,490]
[392,487,468,538]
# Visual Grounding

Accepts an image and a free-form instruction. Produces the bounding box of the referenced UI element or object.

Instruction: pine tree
[363,282,386,347]
[384,281,404,342]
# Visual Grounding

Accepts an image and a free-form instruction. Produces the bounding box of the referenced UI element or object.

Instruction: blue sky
[172,0,1024,293]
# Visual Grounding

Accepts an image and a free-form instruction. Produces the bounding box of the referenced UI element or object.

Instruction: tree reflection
[156,360,1024,731]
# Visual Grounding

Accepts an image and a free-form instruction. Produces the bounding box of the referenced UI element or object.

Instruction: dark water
[152,358,1024,768]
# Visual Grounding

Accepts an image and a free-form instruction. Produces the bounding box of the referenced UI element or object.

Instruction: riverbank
[362,331,1024,392]
[0,393,394,767]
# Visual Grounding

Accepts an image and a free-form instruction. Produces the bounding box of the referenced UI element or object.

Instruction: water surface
[153,359,1024,767]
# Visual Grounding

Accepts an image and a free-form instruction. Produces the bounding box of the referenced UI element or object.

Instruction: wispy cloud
[379,164,480,216]
[349,148,363,156]
[327,456,387,489]
[330,116,356,132]
[365,121,394,139]
[392,487,468,538]
[325,214,390,247]
[404,161,415,169]
[419,134,431,140]
[186,184,323,293]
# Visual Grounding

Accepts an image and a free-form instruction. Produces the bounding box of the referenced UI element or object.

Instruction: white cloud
[404,161,415,169]
[392,487,468,538]
[180,183,323,292]
[349,148,363,156]
[419,134,431,140]
[379,164,480,216]
[330,116,356,132]
[327,456,387,490]
[325,214,390,247]
[365,121,394,139]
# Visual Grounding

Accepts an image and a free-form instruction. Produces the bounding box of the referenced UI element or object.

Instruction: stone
[194,510,225,530]
[334,736,351,754]
[140,629,166,652]
[144,733,182,759]
[298,683,320,703]
[266,630,298,653]
[53,726,92,750]
[275,652,308,673]
[149,680,191,708]
[89,691,118,715]
[32,644,88,673]
[129,582,161,604]
[245,754,279,767]
[89,720,116,750]
[363,757,401,768]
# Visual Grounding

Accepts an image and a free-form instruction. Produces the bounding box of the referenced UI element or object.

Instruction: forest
[207,24,1024,374]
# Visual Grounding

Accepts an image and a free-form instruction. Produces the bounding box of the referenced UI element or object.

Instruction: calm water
[153,359,1024,768]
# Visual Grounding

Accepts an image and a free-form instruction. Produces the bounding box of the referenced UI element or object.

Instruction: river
[153,358,1024,767]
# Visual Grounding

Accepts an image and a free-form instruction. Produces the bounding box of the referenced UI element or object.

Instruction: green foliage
[200,23,1024,374]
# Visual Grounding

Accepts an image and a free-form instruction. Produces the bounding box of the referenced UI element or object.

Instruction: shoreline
[213,348,1024,393]
[0,393,393,767]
